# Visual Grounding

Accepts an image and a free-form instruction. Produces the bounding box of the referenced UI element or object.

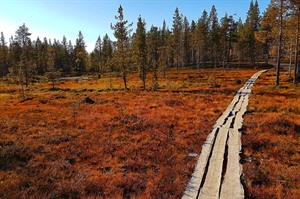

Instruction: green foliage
[4,1,300,86]
[0,32,9,77]
[74,31,88,73]
[111,5,133,90]
[133,16,147,89]
[172,7,183,69]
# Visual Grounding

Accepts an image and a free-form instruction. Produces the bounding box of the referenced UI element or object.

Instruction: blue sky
[0,0,269,52]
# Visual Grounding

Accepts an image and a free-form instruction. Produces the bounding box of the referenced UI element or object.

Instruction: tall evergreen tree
[0,32,9,77]
[236,18,245,67]
[133,16,147,89]
[91,36,102,72]
[208,5,220,67]
[183,16,190,67]
[147,26,161,89]
[45,45,57,89]
[34,37,44,74]
[190,20,197,66]
[74,31,87,73]
[102,34,113,69]
[220,13,238,66]
[111,5,133,90]
[196,10,209,68]
[288,0,300,83]
[245,0,261,65]
[61,36,72,73]
[159,20,171,77]
[14,23,32,87]
[172,7,183,69]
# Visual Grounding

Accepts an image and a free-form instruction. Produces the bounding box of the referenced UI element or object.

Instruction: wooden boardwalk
[182,70,267,199]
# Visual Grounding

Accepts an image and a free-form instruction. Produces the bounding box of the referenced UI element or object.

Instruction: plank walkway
[182,70,267,199]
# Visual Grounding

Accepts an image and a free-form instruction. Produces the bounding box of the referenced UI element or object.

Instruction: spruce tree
[133,16,147,89]
[61,36,71,73]
[288,0,300,83]
[208,5,220,67]
[0,32,8,77]
[183,16,190,67]
[14,23,32,87]
[111,5,132,90]
[45,45,61,89]
[220,13,238,66]
[237,17,247,66]
[74,31,87,73]
[91,36,102,72]
[190,20,197,67]
[147,26,161,90]
[172,7,183,69]
[196,10,209,68]
[158,20,170,78]
[245,0,261,65]
[102,34,113,69]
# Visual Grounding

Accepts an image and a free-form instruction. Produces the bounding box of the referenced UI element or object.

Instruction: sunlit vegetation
[242,69,300,199]
[1,0,300,198]
[0,68,257,198]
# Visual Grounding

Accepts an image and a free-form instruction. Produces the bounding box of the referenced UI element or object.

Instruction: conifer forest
[0,0,299,198]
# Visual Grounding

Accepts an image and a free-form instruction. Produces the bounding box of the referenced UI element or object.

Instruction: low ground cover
[1,68,258,198]
[243,69,300,199]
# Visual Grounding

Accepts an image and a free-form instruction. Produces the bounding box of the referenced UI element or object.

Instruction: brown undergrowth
[0,68,257,198]
[242,69,300,199]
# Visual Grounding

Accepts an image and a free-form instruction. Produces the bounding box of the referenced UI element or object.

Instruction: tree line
[0,0,299,91]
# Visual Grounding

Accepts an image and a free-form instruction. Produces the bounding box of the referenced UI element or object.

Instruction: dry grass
[242,69,300,199]
[0,68,258,198]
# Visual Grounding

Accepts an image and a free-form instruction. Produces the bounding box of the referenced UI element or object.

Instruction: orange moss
[243,69,300,199]
[0,68,258,198]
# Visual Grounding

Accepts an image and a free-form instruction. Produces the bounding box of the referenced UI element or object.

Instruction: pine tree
[190,20,197,67]
[34,37,45,74]
[90,36,102,73]
[102,34,113,69]
[196,10,209,68]
[172,7,183,69]
[14,23,32,87]
[111,5,133,90]
[95,36,102,72]
[61,36,71,73]
[221,13,229,67]
[133,16,147,89]
[289,0,300,83]
[254,4,277,66]
[45,45,61,89]
[147,26,161,90]
[183,16,190,67]
[208,5,220,67]
[158,20,171,78]
[236,18,245,67]
[0,32,9,77]
[220,13,238,67]
[74,31,87,73]
[245,0,261,65]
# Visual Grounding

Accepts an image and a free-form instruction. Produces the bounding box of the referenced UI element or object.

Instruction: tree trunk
[276,0,283,86]
[152,64,159,91]
[289,46,292,77]
[294,6,300,84]
[21,83,25,99]
[122,66,127,90]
